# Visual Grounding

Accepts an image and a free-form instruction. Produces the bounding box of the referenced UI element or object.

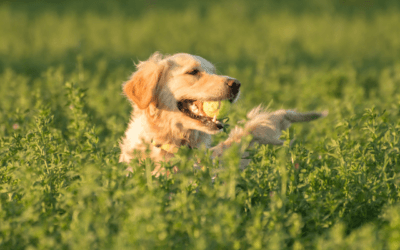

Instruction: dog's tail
[285,110,329,123]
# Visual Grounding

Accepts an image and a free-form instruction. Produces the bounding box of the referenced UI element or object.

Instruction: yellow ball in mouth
[202,100,231,119]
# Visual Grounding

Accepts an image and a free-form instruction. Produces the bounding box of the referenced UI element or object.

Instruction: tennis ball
[203,100,231,119]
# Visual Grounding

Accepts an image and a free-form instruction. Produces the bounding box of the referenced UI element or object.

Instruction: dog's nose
[226,78,241,88]
[226,78,241,95]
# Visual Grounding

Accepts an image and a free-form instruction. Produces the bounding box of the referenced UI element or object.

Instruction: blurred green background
[1,0,400,146]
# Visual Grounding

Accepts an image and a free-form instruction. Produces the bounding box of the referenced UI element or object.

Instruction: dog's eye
[187,69,200,75]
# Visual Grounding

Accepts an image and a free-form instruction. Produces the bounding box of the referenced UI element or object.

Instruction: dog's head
[123,52,241,135]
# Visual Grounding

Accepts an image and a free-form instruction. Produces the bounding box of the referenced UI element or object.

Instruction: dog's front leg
[245,105,327,147]
[210,125,252,170]
[210,105,327,169]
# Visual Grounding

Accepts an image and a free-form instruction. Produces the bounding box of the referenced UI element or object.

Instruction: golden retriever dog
[119,52,327,175]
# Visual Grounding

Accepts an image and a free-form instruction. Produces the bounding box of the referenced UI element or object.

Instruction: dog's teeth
[190,104,199,114]
[213,115,217,123]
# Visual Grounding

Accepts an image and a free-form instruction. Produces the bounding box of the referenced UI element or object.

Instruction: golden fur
[119,52,327,174]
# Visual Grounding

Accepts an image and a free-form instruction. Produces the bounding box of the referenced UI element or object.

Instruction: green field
[1,1,400,249]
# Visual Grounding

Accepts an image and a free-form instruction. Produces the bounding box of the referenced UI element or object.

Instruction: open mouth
[177,99,230,130]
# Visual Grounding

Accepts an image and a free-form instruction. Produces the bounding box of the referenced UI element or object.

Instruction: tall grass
[1,1,400,249]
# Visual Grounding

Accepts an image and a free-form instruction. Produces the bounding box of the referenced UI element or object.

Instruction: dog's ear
[123,56,165,110]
